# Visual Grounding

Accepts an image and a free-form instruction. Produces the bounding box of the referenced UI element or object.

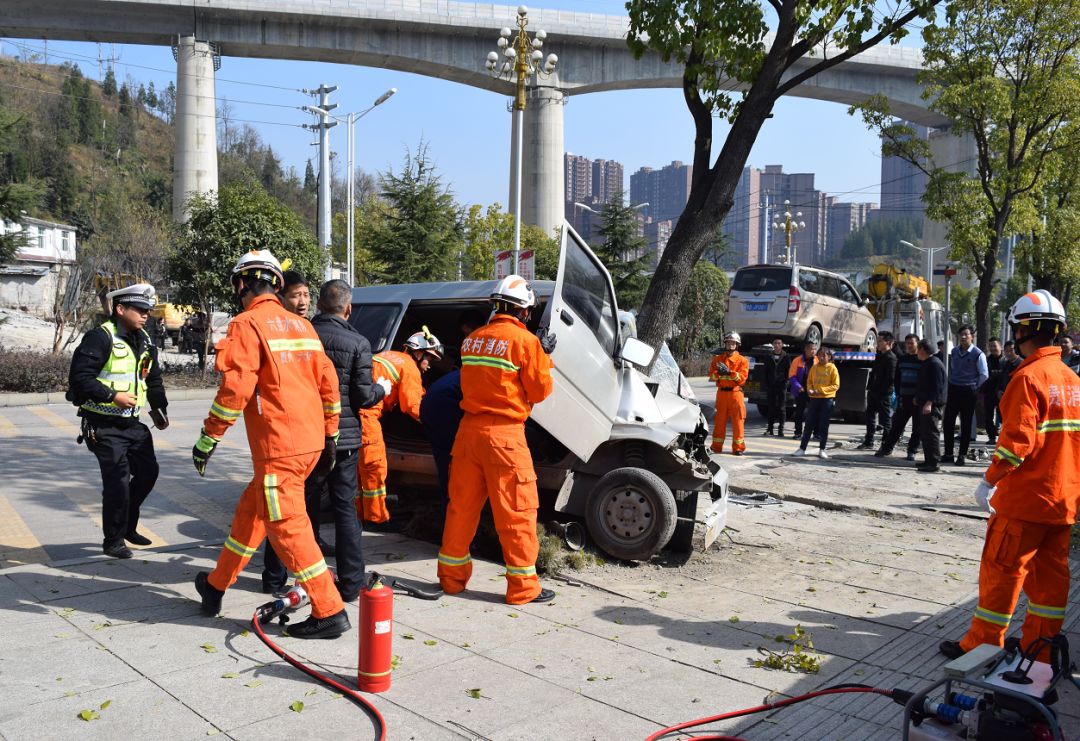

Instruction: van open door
[531,224,622,461]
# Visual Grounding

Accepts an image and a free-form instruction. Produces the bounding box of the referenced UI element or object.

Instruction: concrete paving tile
[491,693,664,740]
[390,593,556,654]
[6,559,149,602]
[153,654,340,732]
[94,614,258,678]
[0,608,88,653]
[388,655,582,736]
[0,677,213,741]
[38,583,203,634]
[0,635,142,708]
[230,692,469,740]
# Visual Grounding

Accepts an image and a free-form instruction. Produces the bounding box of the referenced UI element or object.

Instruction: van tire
[864,329,877,352]
[804,324,823,347]
[586,467,677,562]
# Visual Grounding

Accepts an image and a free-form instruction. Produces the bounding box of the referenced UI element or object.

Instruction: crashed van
[349,225,728,561]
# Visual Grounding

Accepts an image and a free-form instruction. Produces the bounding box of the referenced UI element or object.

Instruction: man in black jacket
[982,338,1004,444]
[915,338,947,473]
[860,332,897,449]
[876,334,921,460]
[762,338,791,436]
[303,280,388,601]
[68,283,169,559]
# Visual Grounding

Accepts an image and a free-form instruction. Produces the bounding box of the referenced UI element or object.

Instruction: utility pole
[304,84,337,281]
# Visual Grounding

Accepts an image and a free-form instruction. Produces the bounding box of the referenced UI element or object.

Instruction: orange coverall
[203,293,343,619]
[357,350,425,523]
[437,314,553,604]
[710,351,749,454]
[958,345,1080,656]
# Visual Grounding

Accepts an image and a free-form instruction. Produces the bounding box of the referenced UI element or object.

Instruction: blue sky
[1,0,916,210]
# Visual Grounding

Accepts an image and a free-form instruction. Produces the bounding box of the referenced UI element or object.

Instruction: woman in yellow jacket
[792,347,839,459]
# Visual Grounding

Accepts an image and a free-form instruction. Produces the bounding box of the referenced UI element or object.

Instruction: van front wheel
[585,467,677,562]
[804,324,823,348]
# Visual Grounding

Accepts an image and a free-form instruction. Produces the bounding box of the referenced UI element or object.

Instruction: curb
[0,387,218,408]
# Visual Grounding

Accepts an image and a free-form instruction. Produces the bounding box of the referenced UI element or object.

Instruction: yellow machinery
[867,263,930,319]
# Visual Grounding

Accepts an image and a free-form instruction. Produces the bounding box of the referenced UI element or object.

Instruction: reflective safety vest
[80,321,152,418]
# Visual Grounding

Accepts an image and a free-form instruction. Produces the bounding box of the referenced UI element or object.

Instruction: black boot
[285,610,351,639]
[939,640,965,660]
[765,426,774,436]
[125,531,152,546]
[195,572,224,617]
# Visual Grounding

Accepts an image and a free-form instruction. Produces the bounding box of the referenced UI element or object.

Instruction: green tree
[461,203,559,281]
[117,83,136,150]
[857,0,1080,346]
[625,0,938,353]
[146,81,159,110]
[593,198,650,309]
[365,145,463,283]
[303,160,316,194]
[671,262,730,361]
[1019,137,1080,309]
[101,66,117,97]
[0,106,42,263]
[168,181,324,320]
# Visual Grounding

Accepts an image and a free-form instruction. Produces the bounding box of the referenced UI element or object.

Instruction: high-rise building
[827,201,878,258]
[564,153,593,206]
[757,165,828,265]
[591,159,624,205]
[720,166,762,268]
[630,161,693,225]
[643,218,673,270]
[876,122,928,228]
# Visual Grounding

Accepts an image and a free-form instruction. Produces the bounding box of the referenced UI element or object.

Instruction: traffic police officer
[68,283,169,559]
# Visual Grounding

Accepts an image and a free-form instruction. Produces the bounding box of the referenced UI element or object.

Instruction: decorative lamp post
[485,5,558,274]
[771,200,805,265]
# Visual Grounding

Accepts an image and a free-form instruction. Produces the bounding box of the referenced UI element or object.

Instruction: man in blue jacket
[942,325,989,466]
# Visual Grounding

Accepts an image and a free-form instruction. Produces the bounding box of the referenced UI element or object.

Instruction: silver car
[727,264,878,350]
[348,225,728,561]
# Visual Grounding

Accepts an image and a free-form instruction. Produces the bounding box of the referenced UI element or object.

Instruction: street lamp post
[898,239,947,295]
[485,6,558,275]
[771,200,805,265]
[305,88,396,284]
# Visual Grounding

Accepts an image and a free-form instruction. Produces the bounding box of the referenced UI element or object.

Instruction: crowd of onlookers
[758,328,1079,471]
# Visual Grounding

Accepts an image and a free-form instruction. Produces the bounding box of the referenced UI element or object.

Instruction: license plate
[745,302,770,311]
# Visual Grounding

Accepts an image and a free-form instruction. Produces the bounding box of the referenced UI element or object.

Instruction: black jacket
[894,353,921,398]
[762,352,792,393]
[867,350,897,397]
[915,355,947,407]
[68,321,167,427]
[311,313,385,451]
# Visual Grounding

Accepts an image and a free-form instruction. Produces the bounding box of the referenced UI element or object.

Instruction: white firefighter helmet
[491,274,537,309]
[403,325,443,360]
[723,331,742,346]
[231,249,285,289]
[107,283,157,311]
[1007,290,1067,329]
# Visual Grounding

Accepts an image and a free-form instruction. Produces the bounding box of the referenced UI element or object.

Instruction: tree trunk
[973,233,1000,347]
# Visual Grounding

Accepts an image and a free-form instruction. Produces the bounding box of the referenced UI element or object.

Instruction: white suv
[727,264,878,350]
[348,225,728,561]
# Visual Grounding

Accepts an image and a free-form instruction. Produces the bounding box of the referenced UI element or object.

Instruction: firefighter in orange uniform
[437,275,556,605]
[941,290,1080,661]
[357,328,441,523]
[192,250,349,640]
[710,331,750,455]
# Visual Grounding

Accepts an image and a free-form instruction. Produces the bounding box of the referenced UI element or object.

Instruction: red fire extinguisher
[358,573,393,693]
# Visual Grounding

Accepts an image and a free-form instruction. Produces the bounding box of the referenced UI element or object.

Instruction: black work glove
[715,362,731,375]
[539,330,557,355]
[192,429,220,477]
[314,435,338,478]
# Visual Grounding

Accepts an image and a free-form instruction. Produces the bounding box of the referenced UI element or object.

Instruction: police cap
[107,283,157,311]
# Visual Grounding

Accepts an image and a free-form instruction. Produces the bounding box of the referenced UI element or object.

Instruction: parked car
[726,263,878,350]
[348,225,729,561]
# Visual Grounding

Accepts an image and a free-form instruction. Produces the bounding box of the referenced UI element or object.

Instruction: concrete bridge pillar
[520,85,566,239]
[921,127,979,285]
[173,36,219,222]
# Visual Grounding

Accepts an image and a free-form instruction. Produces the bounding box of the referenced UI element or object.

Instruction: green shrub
[0,348,71,393]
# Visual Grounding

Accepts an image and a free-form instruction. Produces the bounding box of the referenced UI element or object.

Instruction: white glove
[376,377,393,396]
[974,479,996,515]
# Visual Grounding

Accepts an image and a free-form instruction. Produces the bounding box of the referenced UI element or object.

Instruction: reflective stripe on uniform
[323,401,341,415]
[1037,419,1080,433]
[462,356,520,372]
[291,558,329,583]
[437,551,471,566]
[359,486,387,499]
[263,474,282,521]
[266,338,323,353]
[505,563,536,577]
[973,605,1012,626]
[209,401,242,422]
[1027,602,1067,619]
[373,356,401,382]
[733,438,744,445]
[223,536,259,559]
[993,446,1024,467]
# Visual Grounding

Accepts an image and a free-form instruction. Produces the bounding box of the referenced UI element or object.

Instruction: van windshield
[733,267,791,292]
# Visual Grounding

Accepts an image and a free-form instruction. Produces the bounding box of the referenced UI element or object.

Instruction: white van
[348,225,728,561]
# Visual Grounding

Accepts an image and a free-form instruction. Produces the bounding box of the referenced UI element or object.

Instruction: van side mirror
[620,336,656,367]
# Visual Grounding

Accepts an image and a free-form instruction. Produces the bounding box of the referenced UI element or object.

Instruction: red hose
[644,687,893,741]
[251,614,387,741]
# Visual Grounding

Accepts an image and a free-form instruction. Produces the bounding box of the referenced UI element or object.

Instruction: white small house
[0,217,78,319]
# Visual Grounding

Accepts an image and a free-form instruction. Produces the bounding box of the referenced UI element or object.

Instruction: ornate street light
[772,200,806,265]
[485,5,558,274]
